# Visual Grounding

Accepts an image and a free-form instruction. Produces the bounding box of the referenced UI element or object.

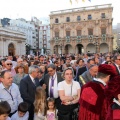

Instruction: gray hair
[89,64,98,70]
[47,63,56,70]
[28,65,39,74]
[5,60,12,64]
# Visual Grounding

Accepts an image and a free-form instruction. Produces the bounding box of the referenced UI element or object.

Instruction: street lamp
[54,48,55,54]
[94,36,99,53]
[59,44,62,56]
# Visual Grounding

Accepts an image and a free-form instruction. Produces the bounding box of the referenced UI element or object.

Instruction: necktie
[50,76,54,97]
[33,79,36,86]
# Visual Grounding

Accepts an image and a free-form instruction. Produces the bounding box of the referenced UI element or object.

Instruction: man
[112,55,120,74]
[78,64,118,120]
[62,57,71,71]
[79,64,98,86]
[0,70,23,116]
[7,56,17,68]
[3,60,16,77]
[43,64,63,107]
[20,65,40,120]
[77,58,95,81]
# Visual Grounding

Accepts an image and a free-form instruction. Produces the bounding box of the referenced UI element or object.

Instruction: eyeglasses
[7,63,12,66]
[48,70,54,73]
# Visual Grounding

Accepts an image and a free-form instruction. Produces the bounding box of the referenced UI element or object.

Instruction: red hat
[98,64,118,77]
[105,75,120,102]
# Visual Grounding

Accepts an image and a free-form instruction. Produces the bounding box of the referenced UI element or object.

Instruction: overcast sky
[0,0,119,25]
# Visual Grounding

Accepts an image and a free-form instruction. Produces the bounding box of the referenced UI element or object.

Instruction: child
[0,101,11,120]
[105,75,120,120]
[11,102,29,120]
[34,87,46,120]
[45,98,57,120]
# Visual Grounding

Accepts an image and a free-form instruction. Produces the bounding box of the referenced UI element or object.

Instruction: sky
[0,0,119,25]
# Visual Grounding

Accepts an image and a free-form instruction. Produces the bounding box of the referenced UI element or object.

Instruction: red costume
[106,102,120,120]
[78,64,117,120]
[105,75,120,120]
[79,81,107,120]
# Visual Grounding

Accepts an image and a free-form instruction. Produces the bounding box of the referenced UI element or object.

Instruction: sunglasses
[7,63,12,65]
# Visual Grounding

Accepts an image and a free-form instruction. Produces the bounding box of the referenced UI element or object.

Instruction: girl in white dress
[34,87,46,120]
[45,98,57,120]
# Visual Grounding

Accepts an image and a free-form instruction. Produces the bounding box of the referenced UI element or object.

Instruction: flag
[70,0,72,4]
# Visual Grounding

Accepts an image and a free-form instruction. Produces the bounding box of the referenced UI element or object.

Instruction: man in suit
[20,65,40,120]
[76,58,95,81]
[112,55,120,75]
[79,65,98,86]
[43,64,63,107]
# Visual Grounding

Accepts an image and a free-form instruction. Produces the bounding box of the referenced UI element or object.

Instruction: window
[55,32,59,37]
[101,28,106,34]
[77,16,81,21]
[66,17,70,22]
[88,15,92,20]
[101,13,105,19]
[55,18,59,23]
[88,29,93,35]
[66,31,70,36]
[77,30,81,36]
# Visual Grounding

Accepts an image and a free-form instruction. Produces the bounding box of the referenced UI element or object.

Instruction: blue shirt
[0,83,23,113]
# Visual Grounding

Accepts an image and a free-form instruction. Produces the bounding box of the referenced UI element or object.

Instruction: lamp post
[94,36,99,53]
[59,44,62,56]
[54,48,55,54]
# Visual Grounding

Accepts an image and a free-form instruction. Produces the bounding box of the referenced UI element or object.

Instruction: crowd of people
[0,52,120,120]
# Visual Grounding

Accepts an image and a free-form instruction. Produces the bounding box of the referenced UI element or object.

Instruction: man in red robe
[78,64,118,120]
[105,75,120,120]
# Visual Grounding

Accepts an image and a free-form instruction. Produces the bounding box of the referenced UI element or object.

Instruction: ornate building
[0,27,26,57]
[50,4,113,54]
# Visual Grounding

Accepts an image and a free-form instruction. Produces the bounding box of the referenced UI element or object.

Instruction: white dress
[45,110,57,120]
[34,110,45,120]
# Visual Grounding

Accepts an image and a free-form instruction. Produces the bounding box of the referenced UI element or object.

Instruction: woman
[13,64,27,87]
[58,67,81,120]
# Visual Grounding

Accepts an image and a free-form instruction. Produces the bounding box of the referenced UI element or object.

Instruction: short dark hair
[47,64,56,70]
[0,101,11,115]
[76,58,84,64]
[96,72,109,79]
[18,102,28,113]
[87,58,95,63]
[1,70,10,78]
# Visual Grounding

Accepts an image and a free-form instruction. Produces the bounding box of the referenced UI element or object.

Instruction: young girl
[45,98,57,120]
[34,87,46,120]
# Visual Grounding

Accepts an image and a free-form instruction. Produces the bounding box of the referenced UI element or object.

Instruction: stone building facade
[0,27,26,57]
[50,4,113,54]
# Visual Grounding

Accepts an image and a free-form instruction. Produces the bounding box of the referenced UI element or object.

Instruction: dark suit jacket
[76,66,87,82]
[44,72,63,97]
[20,74,39,104]
[112,63,120,75]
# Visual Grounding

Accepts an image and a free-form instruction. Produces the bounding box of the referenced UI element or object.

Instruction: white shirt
[49,72,58,98]
[29,74,35,84]
[0,83,23,113]
[93,78,106,86]
[58,80,80,96]
[7,117,11,120]
[11,111,29,120]
[115,63,120,73]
